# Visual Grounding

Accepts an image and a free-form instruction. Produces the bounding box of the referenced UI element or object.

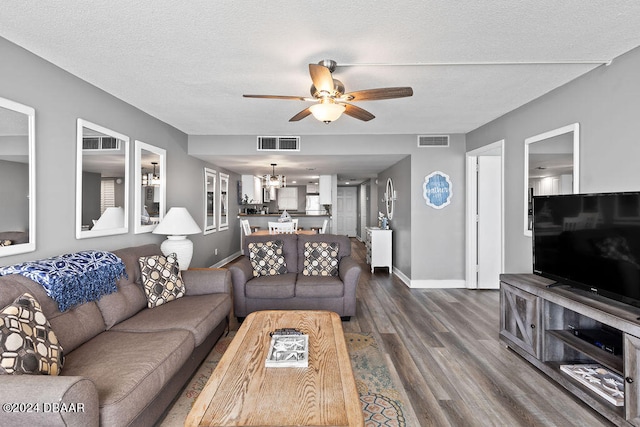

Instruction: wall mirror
[385,177,396,220]
[76,119,129,239]
[219,173,229,231]
[134,140,166,234]
[0,96,35,257]
[204,168,216,234]
[524,123,580,236]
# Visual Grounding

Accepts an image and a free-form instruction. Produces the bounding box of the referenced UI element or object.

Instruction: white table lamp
[152,207,201,270]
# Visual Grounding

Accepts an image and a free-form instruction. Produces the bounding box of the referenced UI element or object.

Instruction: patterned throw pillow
[303,241,340,276]
[0,293,64,375]
[248,240,287,277]
[139,253,186,308]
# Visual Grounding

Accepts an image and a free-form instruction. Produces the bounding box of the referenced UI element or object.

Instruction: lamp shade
[152,207,201,236]
[309,102,346,123]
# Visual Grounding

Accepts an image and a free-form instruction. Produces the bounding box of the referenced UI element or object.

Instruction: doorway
[336,187,358,237]
[465,140,504,289]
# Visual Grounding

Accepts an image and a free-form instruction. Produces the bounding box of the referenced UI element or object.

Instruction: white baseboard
[391,267,464,289]
[210,251,242,268]
[408,279,466,289]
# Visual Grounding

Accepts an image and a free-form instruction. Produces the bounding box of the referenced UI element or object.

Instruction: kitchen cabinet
[319,175,332,204]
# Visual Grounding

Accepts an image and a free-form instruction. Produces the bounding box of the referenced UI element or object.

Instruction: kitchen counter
[237,213,331,233]
[238,213,330,217]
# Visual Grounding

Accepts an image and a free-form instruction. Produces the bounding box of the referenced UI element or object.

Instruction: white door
[336,187,357,236]
[360,183,368,239]
[477,156,502,289]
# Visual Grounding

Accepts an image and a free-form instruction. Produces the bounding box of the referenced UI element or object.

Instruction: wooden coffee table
[185,310,363,427]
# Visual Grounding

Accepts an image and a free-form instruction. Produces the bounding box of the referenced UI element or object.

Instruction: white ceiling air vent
[417,135,449,148]
[82,136,120,150]
[257,136,300,151]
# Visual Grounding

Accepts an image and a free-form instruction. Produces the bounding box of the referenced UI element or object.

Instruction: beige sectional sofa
[0,244,231,427]
[229,233,361,321]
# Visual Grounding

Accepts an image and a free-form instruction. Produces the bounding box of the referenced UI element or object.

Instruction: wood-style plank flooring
[229,238,613,426]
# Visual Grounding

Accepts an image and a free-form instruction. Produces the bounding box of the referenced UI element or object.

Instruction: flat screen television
[533,191,640,308]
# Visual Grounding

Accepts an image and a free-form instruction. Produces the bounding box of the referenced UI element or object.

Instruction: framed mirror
[219,173,229,231]
[76,119,129,239]
[204,168,216,234]
[0,96,35,257]
[385,177,395,220]
[134,140,166,234]
[524,123,580,236]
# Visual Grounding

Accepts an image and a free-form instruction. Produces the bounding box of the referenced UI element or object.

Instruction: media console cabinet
[500,274,640,426]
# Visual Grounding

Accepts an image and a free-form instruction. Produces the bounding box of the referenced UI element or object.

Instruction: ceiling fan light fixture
[309,101,346,123]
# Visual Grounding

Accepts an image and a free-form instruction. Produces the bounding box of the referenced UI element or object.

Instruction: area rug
[160,331,406,426]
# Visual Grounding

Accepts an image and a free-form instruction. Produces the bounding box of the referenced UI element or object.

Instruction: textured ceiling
[2,2,640,183]
[2,1,640,137]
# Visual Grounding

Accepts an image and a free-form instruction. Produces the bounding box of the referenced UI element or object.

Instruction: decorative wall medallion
[423,171,452,209]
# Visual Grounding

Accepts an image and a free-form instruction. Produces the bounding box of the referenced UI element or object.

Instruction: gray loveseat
[229,233,361,321]
[0,244,231,426]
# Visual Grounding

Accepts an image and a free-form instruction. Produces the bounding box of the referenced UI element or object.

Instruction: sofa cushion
[245,273,297,299]
[62,329,194,426]
[139,253,186,308]
[295,275,345,298]
[244,233,298,273]
[97,244,162,328]
[0,274,106,354]
[297,234,351,273]
[111,294,231,346]
[302,241,340,276]
[248,240,288,277]
[0,293,64,375]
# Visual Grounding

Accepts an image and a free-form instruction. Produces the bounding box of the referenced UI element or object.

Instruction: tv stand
[500,274,640,426]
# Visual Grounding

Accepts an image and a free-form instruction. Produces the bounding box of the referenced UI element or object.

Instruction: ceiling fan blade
[344,87,413,101]
[309,64,335,94]
[343,104,375,121]
[289,108,312,122]
[243,94,308,101]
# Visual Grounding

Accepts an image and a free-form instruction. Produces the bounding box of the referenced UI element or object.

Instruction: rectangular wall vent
[82,136,120,150]
[257,136,300,151]
[417,135,449,147]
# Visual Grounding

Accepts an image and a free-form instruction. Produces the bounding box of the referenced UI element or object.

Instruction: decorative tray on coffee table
[265,328,309,368]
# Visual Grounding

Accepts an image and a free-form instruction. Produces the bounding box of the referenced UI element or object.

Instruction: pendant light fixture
[263,163,286,189]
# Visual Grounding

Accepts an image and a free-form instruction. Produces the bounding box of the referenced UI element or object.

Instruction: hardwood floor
[229,238,612,426]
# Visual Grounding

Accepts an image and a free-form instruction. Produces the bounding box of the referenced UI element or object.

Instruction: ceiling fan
[243,59,413,123]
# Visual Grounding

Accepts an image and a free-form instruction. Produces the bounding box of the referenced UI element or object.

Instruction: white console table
[365,227,392,273]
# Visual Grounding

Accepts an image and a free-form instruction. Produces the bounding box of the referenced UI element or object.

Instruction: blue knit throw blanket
[0,250,127,312]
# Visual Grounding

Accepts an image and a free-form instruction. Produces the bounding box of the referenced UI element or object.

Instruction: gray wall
[0,36,240,268]
[0,159,28,231]
[467,45,640,273]
[410,135,466,282]
[377,156,412,277]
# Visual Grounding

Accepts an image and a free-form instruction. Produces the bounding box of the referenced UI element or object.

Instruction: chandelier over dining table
[263,163,286,189]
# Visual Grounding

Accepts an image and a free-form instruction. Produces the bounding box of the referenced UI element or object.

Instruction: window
[277,187,298,211]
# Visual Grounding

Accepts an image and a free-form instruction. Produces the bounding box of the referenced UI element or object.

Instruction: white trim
[465,140,505,289]
[210,251,242,268]
[409,279,466,289]
[76,119,130,239]
[523,123,580,237]
[393,267,410,287]
[0,97,36,256]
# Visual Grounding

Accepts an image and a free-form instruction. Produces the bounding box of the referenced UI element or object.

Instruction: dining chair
[291,218,299,231]
[268,221,295,234]
[320,219,328,234]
